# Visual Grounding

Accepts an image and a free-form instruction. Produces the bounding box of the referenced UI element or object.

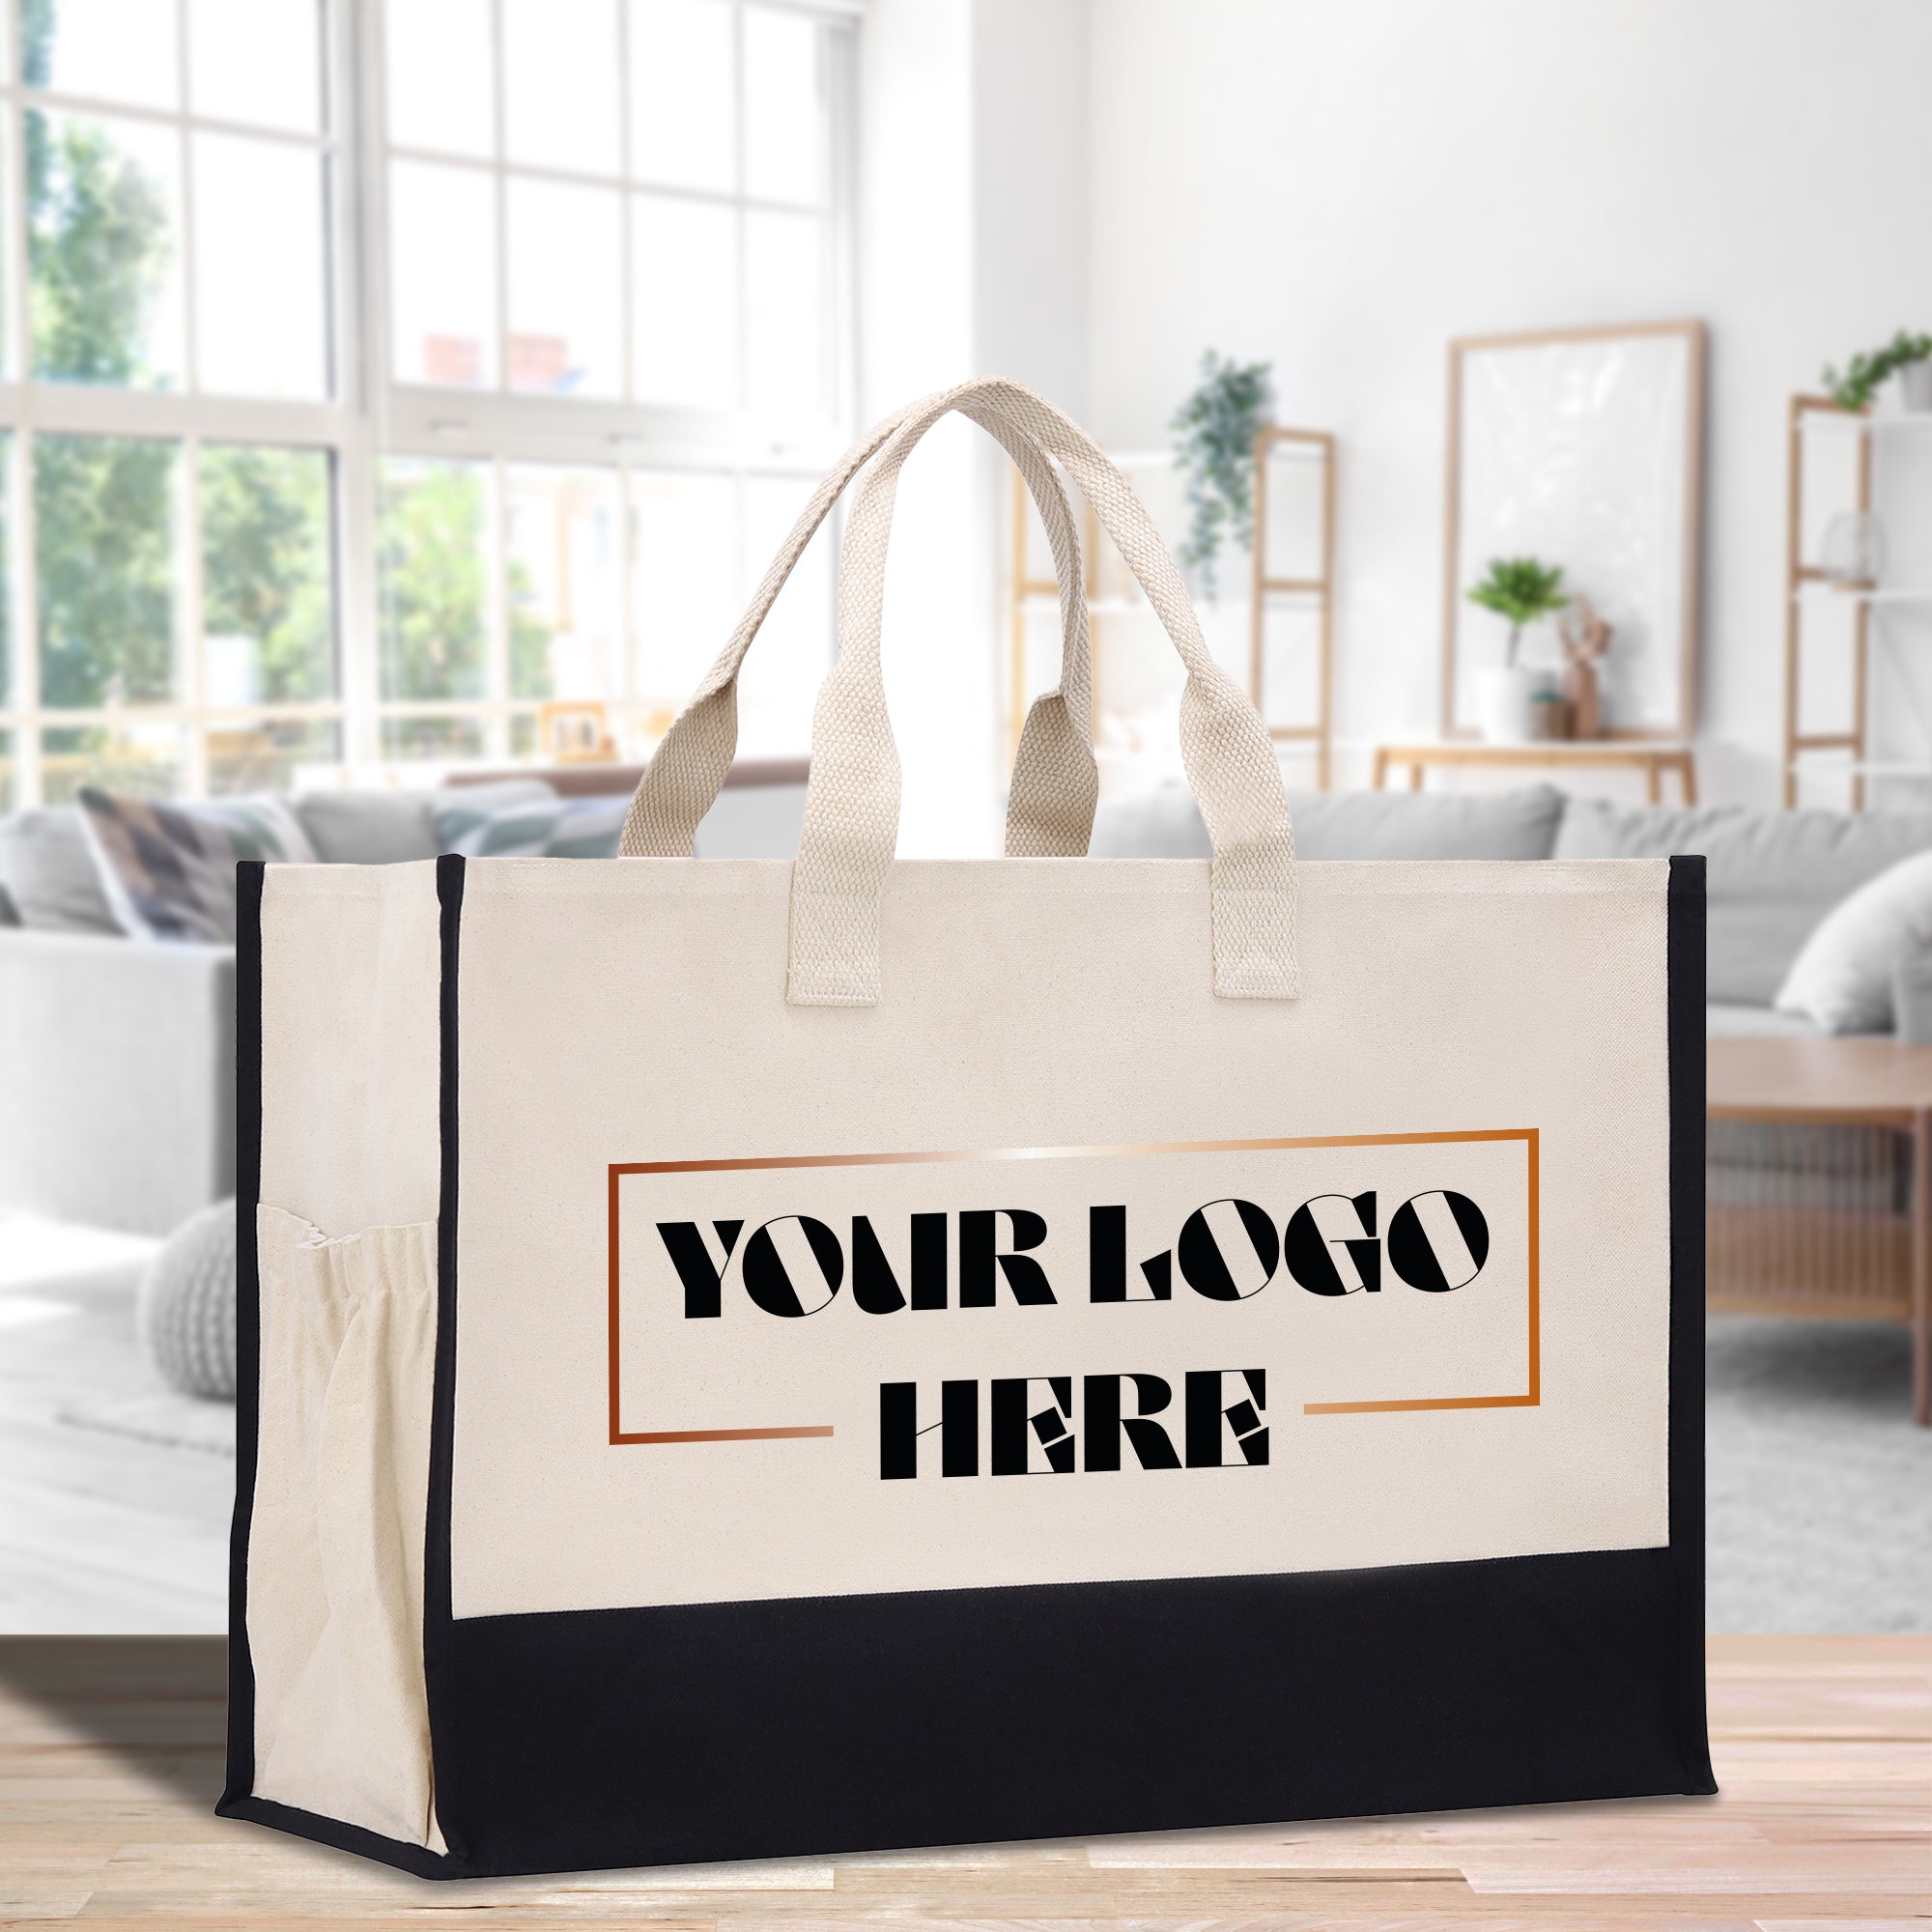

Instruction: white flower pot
[1475,665,1552,745]
[1900,360,1932,412]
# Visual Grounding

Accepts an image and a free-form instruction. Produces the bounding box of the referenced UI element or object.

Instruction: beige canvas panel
[449,854,1671,1620]
[250,864,444,1851]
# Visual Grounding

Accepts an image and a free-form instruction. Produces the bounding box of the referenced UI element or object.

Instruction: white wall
[855,0,1090,856]
[1082,0,1932,803]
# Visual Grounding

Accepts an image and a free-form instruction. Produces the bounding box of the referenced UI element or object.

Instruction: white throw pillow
[1775,848,1932,1034]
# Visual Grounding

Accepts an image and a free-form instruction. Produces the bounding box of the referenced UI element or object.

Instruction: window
[0,0,857,809]
[0,0,346,808]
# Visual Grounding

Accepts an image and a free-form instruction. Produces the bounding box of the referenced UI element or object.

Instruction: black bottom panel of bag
[418,1542,1712,1879]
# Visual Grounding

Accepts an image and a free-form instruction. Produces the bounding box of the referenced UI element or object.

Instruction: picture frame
[540,699,615,765]
[1440,320,1707,741]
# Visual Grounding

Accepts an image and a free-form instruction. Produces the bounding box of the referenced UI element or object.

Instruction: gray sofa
[1094,781,1932,1041]
[3,777,1927,1236]
[0,776,810,1235]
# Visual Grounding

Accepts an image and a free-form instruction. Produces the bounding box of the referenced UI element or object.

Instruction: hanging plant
[1170,351,1273,599]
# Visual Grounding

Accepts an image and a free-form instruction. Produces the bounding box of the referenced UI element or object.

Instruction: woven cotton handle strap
[788,376,1298,1008]
[619,397,1095,860]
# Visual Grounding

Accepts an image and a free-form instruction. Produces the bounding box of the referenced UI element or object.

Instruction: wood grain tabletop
[0,1634,1926,1928]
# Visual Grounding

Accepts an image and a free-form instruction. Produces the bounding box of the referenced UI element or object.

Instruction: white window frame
[0,0,366,808]
[357,0,861,768]
[0,0,860,807]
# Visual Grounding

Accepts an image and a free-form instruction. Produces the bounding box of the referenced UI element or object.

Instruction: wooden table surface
[2,1636,1927,1929]
[1709,1036,1932,1123]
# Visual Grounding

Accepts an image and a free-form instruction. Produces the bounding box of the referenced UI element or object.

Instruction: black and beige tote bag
[220,378,1714,1879]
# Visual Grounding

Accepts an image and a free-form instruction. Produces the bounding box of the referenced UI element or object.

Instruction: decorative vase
[1900,360,1932,412]
[1475,665,1552,745]
[1527,690,1569,742]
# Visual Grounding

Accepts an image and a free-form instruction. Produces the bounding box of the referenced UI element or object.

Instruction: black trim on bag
[422,853,468,1864]
[1667,854,1717,1795]
[216,860,265,1814]
[231,855,1713,1880]
[437,1544,1697,1879]
[219,1795,453,1880]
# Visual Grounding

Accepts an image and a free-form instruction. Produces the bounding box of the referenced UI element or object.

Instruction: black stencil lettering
[742,1216,844,1317]
[1283,1191,1380,1294]
[959,1209,1057,1306]
[1082,1373,1181,1472]
[849,1216,908,1315]
[879,1378,980,1479]
[1088,1205,1127,1301]
[1177,1198,1280,1300]
[909,1211,949,1310]
[1387,1190,1490,1293]
[1185,1368,1268,1468]
[991,1376,1075,1474]
[656,1219,744,1320]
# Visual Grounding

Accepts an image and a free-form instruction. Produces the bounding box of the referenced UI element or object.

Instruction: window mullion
[488,453,511,758]
[9,427,40,808]
[732,1,749,417]
[334,0,382,773]
[616,0,634,409]
[178,436,208,795]
[176,13,200,399]
[6,92,42,805]
[490,0,509,400]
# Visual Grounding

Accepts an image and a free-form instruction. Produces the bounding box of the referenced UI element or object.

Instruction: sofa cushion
[431,790,629,859]
[76,787,317,943]
[295,779,555,863]
[1554,798,1932,1006]
[1775,849,1932,1035]
[0,807,122,933]
[1704,1001,1819,1038]
[1090,781,1567,862]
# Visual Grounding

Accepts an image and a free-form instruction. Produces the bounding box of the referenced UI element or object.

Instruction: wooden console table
[2,1635,1925,1923]
[1708,1036,1932,1426]
[1373,740,1697,803]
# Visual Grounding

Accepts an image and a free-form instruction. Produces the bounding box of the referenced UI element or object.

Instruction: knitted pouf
[137,1199,238,1401]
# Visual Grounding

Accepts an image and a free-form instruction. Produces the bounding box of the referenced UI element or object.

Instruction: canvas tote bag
[220,377,1714,1880]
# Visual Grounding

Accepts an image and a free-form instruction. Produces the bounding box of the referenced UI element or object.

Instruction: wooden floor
[0,1636,1925,1928]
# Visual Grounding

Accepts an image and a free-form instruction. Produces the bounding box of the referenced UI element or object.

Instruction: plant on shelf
[1466,556,1569,665]
[1822,329,1932,413]
[1170,351,1273,600]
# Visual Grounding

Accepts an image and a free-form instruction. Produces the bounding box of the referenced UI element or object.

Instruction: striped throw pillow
[75,788,317,943]
[431,793,629,860]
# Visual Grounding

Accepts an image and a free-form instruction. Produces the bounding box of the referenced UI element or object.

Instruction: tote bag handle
[620,397,1097,862]
[787,376,1298,1009]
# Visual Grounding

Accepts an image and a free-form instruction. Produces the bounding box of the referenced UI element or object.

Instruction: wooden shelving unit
[1784,397,1932,809]
[1249,426,1336,788]
[1007,434,1336,788]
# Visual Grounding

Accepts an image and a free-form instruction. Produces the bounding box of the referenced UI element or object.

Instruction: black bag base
[220,1542,1717,1883]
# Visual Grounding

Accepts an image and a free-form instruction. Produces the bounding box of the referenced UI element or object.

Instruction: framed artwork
[540,699,615,764]
[1441,320,1706,740]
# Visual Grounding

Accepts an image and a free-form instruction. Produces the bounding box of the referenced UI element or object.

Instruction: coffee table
[1708,1036,1932,1426]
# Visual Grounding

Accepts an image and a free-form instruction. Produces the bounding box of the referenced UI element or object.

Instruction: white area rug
[55,1390,235,1458]
[1705,1314,1931,1634]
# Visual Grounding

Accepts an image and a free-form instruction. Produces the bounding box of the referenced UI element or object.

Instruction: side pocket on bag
[247,1203,444,1852]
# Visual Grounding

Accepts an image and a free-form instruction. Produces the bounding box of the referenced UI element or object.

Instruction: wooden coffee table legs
[1917,1112,1931,1428]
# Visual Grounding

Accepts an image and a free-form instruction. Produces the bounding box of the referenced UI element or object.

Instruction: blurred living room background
[1,0,1928,1634]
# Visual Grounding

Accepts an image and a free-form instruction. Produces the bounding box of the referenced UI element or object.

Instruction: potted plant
[1824,329,1932,413]
[1466,556,1568,743]
[1170,352,1272,601]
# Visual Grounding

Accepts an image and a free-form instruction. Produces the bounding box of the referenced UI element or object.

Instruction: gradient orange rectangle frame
[607,1128,1539,1445]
